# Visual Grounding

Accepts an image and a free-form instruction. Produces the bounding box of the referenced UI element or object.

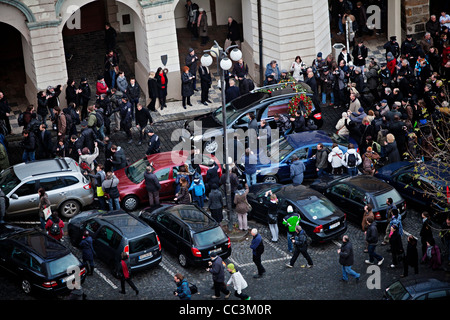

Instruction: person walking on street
[144,166,161,207]
[420,211,434,258]
[341,143,362,176]
[315,143,329,178]
[135,103,153,146]
[234,183,250,231]
[117,252,139,295]
[264,190,279,242]
[45,211,65,242]
[362,204,374,253]
[283,205,301,253]
[79,231,96,276]
[389,224,404,268]
[38,188,51,230]
[286,225,313,268]
[338,235,360,282]
[226,263,251,300]
[174,273,191,300]
[290,155,306,186]
[365,217,384,266]
[102,172,121,211]
[382,198,397,245]
[207,252,230,299]
[208,184,223,223]
[401,235,419,277]
[250,228,265,278]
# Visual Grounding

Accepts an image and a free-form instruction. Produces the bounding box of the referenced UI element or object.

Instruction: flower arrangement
[288,93,313,117]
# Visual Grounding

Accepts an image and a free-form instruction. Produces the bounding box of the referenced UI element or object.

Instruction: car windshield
[47,253,80,277]
[269,137,294,162]
[193,227,227,247]
[125,158,150,184]
[0,167,21,195]
[385,281,411,300]
[129,234,159,254]
[213,104,241,126]
[297,196,336,220]
[373,189,403,208]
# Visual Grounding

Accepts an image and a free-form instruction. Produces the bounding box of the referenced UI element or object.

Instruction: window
[63,176,79,187]
[97,226,122,249]
[30,257,42,273]
[396,173,414,185]
[129,234,158,254]
[426,290,449,300]
[155,168,170,181]
[11,247,30,266]
[85,220,100,234]
[15,181,37,197]
[330,184,352,198]
[261,99,290,120]
[349,188,366,204]
[158,214,181,235]
[38,177,66,191]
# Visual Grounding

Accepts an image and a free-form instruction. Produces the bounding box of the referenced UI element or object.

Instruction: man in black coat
[37,123,53,159]
[135,103,153,145]
[145,128,160,155]
[420,211,434,258]
[105,22,117,51]
[383,36,400,59]
[205,160,220,196]
[425,15,441,46]
[127,78,141,121]
[225,78,240,103]
[0,92,12,135]
[198,64,212,105]
[78,121,97,154]
[352,40,369,74]
[185,48,199,91]
[225,16,241,49]
[110,145,127,171]
[144,166,161,207]
[67,135,83,162]
[78,77,91,121]
[338,235,360,282]
[147,72,158,111]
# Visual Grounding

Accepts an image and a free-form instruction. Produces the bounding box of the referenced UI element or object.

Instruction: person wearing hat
[264,60,281,85]
[207,252,230,299]
[226,263,250,300]
[383,36,400,59]
[79,230,96,275]
[362,146,380,176]
[401,35,416,62]
[185,48,199,91]
[145,127,160,155]
[283,205,301,253]
[78,77,91,121]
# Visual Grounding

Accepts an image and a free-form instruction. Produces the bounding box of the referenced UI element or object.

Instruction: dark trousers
[120,277,138,294]
[289,247,313,266]
[234,290,249,300]
[148,191,160,207]
[253,254,265,275]
[210,208,223,223]
[201,84,210,102]
[403,260,418,276]
[182,96,191,106]
[213,281,230,297]
[147,97,157,111]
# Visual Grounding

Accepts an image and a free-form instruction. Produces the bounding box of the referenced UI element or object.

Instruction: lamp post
[201,40,242,231]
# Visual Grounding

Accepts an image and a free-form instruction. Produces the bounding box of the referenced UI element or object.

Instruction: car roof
[337,176,393,193]
[97,210,155,239]
[287,131,333,148]
[401,277,450,296]
[276,184,325,200]
[163,204,219,232]
[8,229,70,260]
[13,157,78,180]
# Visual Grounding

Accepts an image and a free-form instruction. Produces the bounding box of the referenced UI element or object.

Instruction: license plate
[208,248,222,255]
[139,252,153,261]
[329,222,340,229]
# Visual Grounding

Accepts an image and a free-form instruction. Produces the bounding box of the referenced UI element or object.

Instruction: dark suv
[183,82,322,154]
[139,204,232,267]
[67,210,162,275]
[0,223,86,296]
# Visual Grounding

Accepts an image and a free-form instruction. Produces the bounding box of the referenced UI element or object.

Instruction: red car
[115,151,221,211]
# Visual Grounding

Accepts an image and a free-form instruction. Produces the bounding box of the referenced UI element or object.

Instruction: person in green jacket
[283,205,301,253]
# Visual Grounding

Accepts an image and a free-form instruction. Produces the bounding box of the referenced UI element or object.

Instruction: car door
[8,180,38,216]
[347,186,367,220]
[154,167,172,200]
[326,183,355,219]
[37,177,68,209]
[94,225,123,264]
[392,172,423,205]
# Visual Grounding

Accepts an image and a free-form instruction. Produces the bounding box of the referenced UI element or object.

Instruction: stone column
[388,0,402,42]
[402,0,430,37]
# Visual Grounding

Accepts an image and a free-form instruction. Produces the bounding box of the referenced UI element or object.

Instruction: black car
[67,210,162,275]
[246,183,347,242]
[384,277,450,300]
[310,175,407,228]
[0,223,86,295]
[183,82,323,154]
[139,204,231,267]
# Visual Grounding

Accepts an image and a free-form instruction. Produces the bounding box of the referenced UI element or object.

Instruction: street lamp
[201,40,242,231]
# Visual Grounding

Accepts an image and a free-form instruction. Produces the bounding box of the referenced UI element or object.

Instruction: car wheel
[60,200,81,219]
[204,139,218,154]
[21,279,32,294]
[178,252,189,268]
[263,175,278,183]
[123,195,139,211]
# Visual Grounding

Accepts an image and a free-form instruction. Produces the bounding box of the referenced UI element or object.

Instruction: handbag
[104,180,113,200]
[189,282,198,295]
[43,206,52,220]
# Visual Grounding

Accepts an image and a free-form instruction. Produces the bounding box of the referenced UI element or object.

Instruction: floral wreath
[288,93,313,118]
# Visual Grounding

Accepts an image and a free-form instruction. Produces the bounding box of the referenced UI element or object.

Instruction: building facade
[0,0,431,106]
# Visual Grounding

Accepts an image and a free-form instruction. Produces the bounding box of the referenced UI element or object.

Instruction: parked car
[0,223,86,295]
[246,183,347,243]
[245,130,355,184]
[375,161,450,223]
[115,151,221,211]
[183,82,323,154]
[384,277,450,300]
[0,158,94,219]
[67,209,162,276]
[310,175,407,228]
[139,204,231,267]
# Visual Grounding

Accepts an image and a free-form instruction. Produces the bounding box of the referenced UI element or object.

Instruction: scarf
[121,260,129,279]
[197,12,203,27]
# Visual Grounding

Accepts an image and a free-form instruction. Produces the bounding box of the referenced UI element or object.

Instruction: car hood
[68,210,104,226]
[374,161,413,179]
[185,113,222,133]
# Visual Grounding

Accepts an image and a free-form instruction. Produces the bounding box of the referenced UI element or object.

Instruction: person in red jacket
[96,76,109,97]
[45,211,65,241]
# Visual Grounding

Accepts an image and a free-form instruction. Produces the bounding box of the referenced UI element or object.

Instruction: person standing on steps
[181,66,195,109]
[117,252,139,295]
[156,67,168,110]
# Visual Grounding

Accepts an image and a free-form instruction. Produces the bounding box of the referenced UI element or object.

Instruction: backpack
[363,156,373,170]
[95,111,104,127]
[62,110,73,134]
[49,221,61,236]
[346,153,357,167]
[28,118,41,135]
[17,112,25,127]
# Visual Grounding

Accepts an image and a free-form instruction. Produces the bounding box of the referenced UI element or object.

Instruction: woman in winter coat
[38,187,51,230]
[181,66,194,109]
[421,238,442,270]
[383,133,401,164]
[175,178,191,204]
[226,263,250,300]
[197,8,208,45]
[336,112,350,138]
[264,190,279,242]
[402,235,419,277]
[234,184,249,231]
[208,184,223,223]
[156,67,168,110]
[328,143,344,175]
[389,224,404,268]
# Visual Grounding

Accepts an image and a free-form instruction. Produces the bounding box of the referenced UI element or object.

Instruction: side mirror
[11,194,18,200]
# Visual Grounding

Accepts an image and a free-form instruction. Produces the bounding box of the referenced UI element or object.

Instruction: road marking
[261,235,291,259]
[332,240,342,248]
[231,257,290,268]
[160,261,176,277]
[94,268,118,289]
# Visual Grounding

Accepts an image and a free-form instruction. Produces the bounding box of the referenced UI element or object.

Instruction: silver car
[0,158,94,219]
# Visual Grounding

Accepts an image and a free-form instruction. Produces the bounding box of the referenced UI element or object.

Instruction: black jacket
[365,222,379,244]
[264,196,278,224]
[0,97,11,120]
[147,78,158,99]
[226,19,241,41]
[144,171,161,192]
[111,147,127,171]
[389,229,404,254]
[127,83,141,101]
[22,132,36,152]
[79,127,97,154]
[205,164,220,188]
[146,134,160,155]
[339,241,354,266]
[135,107,152,128]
